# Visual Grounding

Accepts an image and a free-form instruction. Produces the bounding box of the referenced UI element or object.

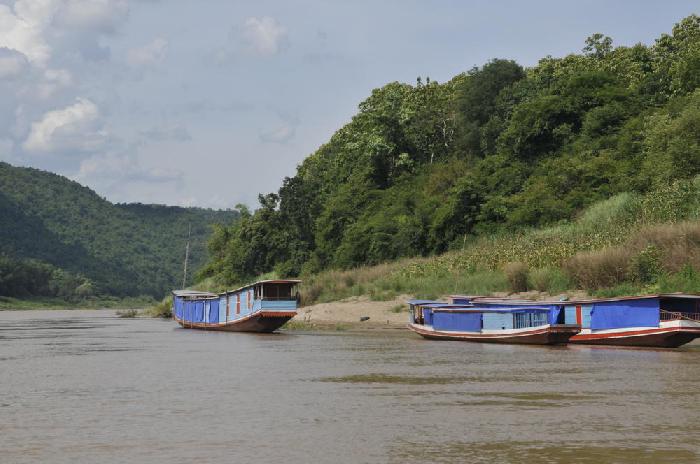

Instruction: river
[0,310,698,463]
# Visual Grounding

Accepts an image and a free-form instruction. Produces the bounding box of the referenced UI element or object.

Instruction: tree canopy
[203,16,700,287]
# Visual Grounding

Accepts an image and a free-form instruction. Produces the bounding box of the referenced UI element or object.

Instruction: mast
[182,223,191,289]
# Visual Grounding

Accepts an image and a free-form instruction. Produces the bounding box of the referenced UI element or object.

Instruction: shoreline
[285,295,411,331]
[0,296,155,311]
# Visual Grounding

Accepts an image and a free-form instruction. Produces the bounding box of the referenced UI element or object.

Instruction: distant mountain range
[0,162,238,298]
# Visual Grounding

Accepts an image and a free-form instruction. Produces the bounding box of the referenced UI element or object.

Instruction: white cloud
[242,16,288,56]
[0,1,55,66]
[23,97,107,154]
[127,37,168,67]
[0,47,29,78]
[0,0,128,67]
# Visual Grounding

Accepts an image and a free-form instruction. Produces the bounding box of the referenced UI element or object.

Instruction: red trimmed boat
[470,293,700,348]
[407,301,580,345]
[172,280,301,332]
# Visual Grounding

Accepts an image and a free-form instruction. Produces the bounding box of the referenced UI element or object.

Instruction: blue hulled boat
[172,280,301,333]
[465,293,700,348]
[407,300,580,345]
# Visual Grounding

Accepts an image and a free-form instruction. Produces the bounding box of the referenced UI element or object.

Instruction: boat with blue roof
[172,280,301,332]
[465,293,700,348]
[407,300,580,345]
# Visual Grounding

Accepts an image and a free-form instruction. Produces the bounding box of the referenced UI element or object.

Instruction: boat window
[262,283,296,300]
[513,312,548,329]
[660,297,699,313]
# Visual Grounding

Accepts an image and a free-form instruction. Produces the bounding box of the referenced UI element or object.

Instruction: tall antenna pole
[182,223,191,289]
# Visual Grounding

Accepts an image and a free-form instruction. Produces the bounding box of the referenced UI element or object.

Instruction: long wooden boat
[470,293,700,348]
[407,301,580,345]
[172,280,301,333]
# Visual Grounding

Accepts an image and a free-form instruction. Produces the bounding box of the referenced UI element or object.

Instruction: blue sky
[0,0,697,208]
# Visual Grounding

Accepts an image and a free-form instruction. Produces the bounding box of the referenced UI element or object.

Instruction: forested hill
[0,162,238,298]
[199,15,700,287]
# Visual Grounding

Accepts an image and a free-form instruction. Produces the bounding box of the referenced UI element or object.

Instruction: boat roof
[471,298,567,306]
[224,279,302,295]
[407,299,442,305]
[174,279,302,299]
[568,293,700,304]
[172,290,218,298]
[448,294,483,300]
[431,305,551,313]
[422,303,473,308]
[471,293,700,306]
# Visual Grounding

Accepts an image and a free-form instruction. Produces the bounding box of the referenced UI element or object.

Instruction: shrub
[145,296,172,318]
[504,262,529,293]
[577,192,640,231]
[564,247,632,289]
[628,245,663,284]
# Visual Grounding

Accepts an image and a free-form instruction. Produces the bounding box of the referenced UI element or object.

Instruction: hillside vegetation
[301,178,700,304]
[0,162,238,299]
[197,15,700,301]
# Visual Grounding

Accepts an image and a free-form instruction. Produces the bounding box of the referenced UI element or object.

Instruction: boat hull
[569,326,700,348]
[408,323,579,345]
[174,311,296,333]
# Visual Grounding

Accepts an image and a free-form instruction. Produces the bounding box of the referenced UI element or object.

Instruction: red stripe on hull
[174,311,295,333]
[570,327,700,348]
[408,324,579,345]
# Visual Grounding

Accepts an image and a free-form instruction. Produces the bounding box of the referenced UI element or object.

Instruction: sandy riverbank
[290,295,412,329]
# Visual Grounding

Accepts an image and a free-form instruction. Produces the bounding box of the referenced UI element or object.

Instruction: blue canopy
[184,300,195,322]
[433,311,482,332]
[590,299,660,330]
[208,300,219,323]
[194,301,205,322]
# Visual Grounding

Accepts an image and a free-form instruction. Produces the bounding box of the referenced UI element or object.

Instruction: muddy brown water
[0,310,698,463]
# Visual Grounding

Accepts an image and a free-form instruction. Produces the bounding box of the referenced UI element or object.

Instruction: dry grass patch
[504,262,529,293]
[628,221,700,273]
[565,247,632,289]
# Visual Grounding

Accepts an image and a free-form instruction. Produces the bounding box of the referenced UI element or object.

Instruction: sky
[0,0,698,210]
